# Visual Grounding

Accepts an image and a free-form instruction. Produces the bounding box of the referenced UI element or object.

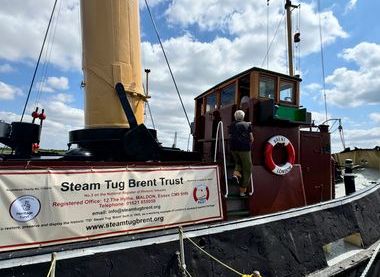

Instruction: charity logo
[10,195,41,222]
[193,184,210,204]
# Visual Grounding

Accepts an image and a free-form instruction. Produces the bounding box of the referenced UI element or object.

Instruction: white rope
[180,229,261,277]
[360,241,380,277]
[184,267,193,277]
[46,252,57,277]
[184,233,243,276]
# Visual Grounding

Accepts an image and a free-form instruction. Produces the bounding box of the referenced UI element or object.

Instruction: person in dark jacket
[229,110,254,196]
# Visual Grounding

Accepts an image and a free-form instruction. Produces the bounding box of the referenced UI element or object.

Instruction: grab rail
[214,121,229,198]
[249,174,254,196]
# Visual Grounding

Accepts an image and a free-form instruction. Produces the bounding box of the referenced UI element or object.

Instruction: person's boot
[239,187,247,197]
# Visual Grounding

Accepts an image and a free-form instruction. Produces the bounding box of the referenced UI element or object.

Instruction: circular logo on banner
[193,184,209,204]
[10,195,41,222]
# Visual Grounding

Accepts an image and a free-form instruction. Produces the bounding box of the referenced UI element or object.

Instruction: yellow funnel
[80,0,145,128]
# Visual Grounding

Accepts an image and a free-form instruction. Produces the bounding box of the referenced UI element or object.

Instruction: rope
[144,0,192,130]
[317,0,328,122]
[184,267,193,277]
[180,229,260,276]
[20,0,59,122]
[360,241,380,277]
[185,234,242,276]
[46,253,57,277]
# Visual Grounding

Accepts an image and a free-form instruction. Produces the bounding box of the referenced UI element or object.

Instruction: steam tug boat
[0,0,379,276]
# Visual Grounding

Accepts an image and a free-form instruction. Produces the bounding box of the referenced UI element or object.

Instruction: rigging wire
[317,0,328,122]
[144,0,191,130]
[321,118,346,150]
[329,119,338,132]
[339,126,346,149]
[261,10,286,68]
[20,0,59,122]
[266,0,270,69]
[34,0,64,108]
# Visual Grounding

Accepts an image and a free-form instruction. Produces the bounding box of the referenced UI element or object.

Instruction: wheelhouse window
[280,81,294,103]
[259,77,275,99]
[206,93,217,112]
[238,75,250,106]
[220,83,235,107]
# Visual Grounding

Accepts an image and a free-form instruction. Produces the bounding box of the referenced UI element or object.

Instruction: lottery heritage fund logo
[10,195,41,222]
[193,184,210,204]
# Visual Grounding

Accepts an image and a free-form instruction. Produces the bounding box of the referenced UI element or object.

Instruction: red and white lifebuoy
[264,135,295,175]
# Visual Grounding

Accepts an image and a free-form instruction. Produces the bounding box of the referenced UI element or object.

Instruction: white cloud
[0,98,84,150]
[0,0,81,71]
[0,64,15,73]
[47,76,69,90]
[345,0,358,13]
[0,111,22,123]
[140,1,347,149]
[331,126,380,152]
[302,82,322,97]
[51,93,74,103]
[305,83,322,91]
[141,32,288,148]
[325,42,380,107]
[310,111,336,126]
[37,76,69,92]
[0,81,23,100]
[0,0,352,151]
[369,113,380,124]
[164,1,347,57]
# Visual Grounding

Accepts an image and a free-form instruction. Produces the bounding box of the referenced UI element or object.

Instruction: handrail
[214,121,229,198]
[249,174,254,196]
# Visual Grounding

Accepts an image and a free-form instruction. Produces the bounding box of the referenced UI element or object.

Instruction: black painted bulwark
[1,185,379,277]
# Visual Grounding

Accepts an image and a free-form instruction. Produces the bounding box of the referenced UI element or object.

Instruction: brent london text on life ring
[264,135,295,175]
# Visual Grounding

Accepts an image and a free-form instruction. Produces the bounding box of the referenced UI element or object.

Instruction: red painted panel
[248,165,306,216]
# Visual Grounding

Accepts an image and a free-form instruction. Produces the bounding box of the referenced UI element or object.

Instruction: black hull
[1,184,379,277]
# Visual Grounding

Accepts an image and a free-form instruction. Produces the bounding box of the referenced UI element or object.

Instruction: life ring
[264,135,295,175]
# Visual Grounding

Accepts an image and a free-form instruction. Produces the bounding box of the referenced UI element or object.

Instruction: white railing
[214,121,229,198]
[249,174,254,196]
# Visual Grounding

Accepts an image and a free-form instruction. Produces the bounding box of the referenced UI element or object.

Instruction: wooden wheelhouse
[193,67,333,216]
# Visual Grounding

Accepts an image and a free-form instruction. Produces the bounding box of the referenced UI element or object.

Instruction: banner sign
[0,165,223,252]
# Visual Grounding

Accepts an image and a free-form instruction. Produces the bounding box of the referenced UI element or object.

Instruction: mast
[80,0,145,128]
[285,0,298,77]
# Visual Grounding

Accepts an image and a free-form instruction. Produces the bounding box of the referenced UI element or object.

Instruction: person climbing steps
[229,110,254,197]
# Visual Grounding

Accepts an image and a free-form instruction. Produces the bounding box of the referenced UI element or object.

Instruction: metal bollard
[344,159,356,195]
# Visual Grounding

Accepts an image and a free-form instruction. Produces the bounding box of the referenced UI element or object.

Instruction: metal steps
[225,177,250,219]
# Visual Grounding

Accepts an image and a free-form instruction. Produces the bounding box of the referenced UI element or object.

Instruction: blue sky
[0,0,379,152]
